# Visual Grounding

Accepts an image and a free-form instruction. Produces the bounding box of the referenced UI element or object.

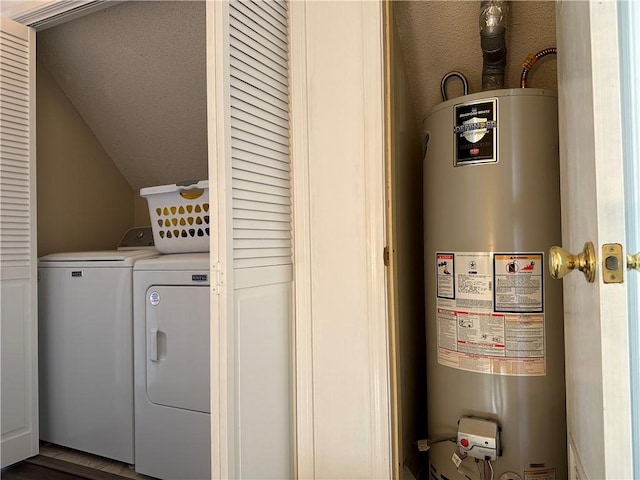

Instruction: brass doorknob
[549,242,596,283]
[628,252,640,272]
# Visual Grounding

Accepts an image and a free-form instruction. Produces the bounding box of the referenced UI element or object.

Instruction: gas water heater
[423,89,567,480]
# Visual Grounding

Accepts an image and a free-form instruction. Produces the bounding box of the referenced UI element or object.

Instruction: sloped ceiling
[35,0,555,192]
[36,1,207,191]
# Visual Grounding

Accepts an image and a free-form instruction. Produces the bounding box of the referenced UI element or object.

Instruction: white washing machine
[38,228,157,464]
[133,253,211,480]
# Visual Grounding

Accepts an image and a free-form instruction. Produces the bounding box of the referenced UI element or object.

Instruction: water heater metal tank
[423,89,567,480]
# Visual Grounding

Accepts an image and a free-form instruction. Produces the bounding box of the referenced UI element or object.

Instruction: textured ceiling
[37,1,207,191]
[393,0,558,126]
[34,1,555,191]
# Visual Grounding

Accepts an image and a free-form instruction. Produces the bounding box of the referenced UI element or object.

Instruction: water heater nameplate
[435,251,545,376]
[453,98,498,166]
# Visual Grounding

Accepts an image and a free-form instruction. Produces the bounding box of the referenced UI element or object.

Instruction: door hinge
[383,246,390,267]
[213,261,223,294]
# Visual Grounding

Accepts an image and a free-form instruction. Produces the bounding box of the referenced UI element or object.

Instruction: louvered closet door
[0,17,37,468]
[230,0,291,270]
[224,2,293,478]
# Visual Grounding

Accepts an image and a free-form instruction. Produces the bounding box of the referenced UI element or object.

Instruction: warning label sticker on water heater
[524,468,556,480]
[454,98,497,166]
[435,251,546,376]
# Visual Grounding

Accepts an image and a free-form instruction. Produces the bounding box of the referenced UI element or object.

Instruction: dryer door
[145,285,210,413]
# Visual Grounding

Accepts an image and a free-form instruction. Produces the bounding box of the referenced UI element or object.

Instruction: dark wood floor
[1,455,131,480]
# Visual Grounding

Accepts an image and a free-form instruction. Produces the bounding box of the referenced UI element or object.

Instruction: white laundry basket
[141,180,210,253]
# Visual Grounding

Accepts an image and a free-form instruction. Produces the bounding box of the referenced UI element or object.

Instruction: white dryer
[133,253,211,480]
[38,232,157,464]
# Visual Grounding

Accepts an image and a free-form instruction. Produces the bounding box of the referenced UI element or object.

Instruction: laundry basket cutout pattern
[155,203,210,240]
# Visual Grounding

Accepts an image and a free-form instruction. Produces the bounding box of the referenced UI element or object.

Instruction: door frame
[2,1,119,31]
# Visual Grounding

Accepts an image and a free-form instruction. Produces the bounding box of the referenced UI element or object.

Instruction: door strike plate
[602,243,623,284]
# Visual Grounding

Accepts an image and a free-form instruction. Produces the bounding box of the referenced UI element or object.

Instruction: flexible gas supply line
[520,47,557,88]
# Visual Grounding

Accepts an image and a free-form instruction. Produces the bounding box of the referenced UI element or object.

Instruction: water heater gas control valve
[457,417,500,461]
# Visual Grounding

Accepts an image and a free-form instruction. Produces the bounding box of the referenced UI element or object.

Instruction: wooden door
[556,1,633,477]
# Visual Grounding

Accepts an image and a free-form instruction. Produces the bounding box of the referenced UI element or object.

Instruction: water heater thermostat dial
[457,416,500,461]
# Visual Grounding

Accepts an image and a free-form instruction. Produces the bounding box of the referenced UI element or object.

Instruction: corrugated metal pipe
[480,0,508,90]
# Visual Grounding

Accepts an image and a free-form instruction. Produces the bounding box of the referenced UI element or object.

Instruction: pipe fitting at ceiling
[480,0,508,90]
